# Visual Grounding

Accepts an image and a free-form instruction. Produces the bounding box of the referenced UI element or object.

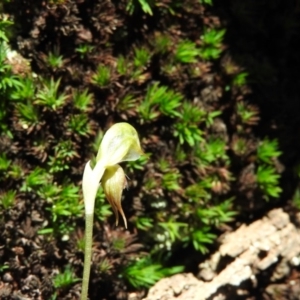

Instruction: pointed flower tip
[96,122,143,166]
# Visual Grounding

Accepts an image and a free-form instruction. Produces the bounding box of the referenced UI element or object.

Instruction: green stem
[81,213,94,300]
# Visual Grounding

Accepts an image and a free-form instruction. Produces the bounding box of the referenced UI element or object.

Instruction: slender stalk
[80,123,143,299]
[81,213,94,300]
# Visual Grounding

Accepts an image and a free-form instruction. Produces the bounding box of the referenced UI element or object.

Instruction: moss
[1,0,300,298]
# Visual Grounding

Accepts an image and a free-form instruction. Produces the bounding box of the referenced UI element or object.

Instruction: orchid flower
[80,122,143,300]
[82,122,143,226]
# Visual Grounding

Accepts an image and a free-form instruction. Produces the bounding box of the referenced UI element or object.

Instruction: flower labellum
[82,122,143,228]
[101,165,127,228]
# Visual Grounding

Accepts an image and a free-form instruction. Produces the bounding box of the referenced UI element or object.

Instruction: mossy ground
[1,0,300,299]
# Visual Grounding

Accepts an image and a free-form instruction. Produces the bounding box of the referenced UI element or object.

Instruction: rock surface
[143,208,300,300]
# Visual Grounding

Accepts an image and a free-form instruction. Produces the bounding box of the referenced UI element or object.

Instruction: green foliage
[92,65,111,87]
[175,40,199,63]
[112,236,127,252]
[0,21,21,141]
[48,140,78,173]
[47,183,83,222]
[176,101,206,124]
[98,258,113,274]
[0,16,12,42]
[231,137,248,156]
[47,49,64,69]
[236,102,259,125]
[135,216,154,230]
[0,43,29,136]
[183,185,236,252]
[117,55,130,76]
[94,189,113,222]
[53,265,80,289]
[126,0,153,15]
[35,78,67,110]
[0,153,11,172]
[11,77,35,101]
[122,256,183,288]
[185,182,211,202]
[174,121,203,146]
[8,163,24,180]
[174,144,187,162]
[67,114,91,137]
[0,190,16,209]
[173,102,207,146]
[39,182,84,236]
[162,171,181,191]
[138,83,182,121]
[126,153,150,173]
[256,165,282,199]
[0,264,9,273]
[256,138,282,200]
[0,45,22,94]
[38,182,61,202]
[157,157,171,172]
[191,227,216,253]
[292,186,300,210]
[0,67,21,92]
[158,221,187,243]
[15,102,40,128]
[206,110,222,127]
[199,28,225,60]
[21,167,52,192]
[140,173,236,254]
[195,138,229,166]
[196,198,236,226]
[199,0,213,5]
[91,130,104,154]
[257,139,281,164]
[134,46,151,68]
[72,88,93,112]
[75,44,94,59]
[143,177,157,191]
[201,28,225,46]
[49,0,66,4]
[232,72,248,87]
[76,236,85,252]
[117,93,138,112]
[152,34,171,54]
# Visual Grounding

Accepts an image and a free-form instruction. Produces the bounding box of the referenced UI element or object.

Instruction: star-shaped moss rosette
[81,122,143,300]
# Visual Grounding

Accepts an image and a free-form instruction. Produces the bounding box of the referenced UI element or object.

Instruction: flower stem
[81,213,94,300]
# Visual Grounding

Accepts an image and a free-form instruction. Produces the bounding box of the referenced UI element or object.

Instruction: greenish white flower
[82,122,143,227]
